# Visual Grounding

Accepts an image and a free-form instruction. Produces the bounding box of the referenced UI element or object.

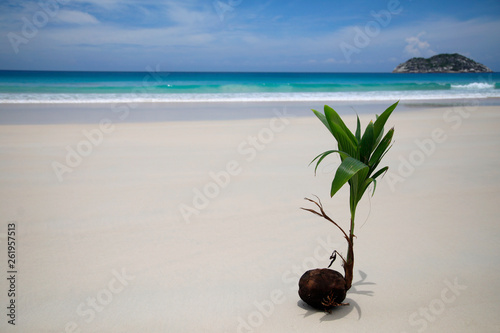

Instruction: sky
[0,0,499,72]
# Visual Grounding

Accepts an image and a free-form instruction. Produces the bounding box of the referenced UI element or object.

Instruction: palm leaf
[357,177,373,198]
[369,128,394,168]
[370,140,393,175]
[329,122,358,159]
[371,166,389,180]
[324,105,358,147]
[313,107,358,158]
[312,109,333,134]
[310,150,351,175]
[350,164,370,204]
[330,157,369,197]
[373,101,398,140]
[310,102,396,202]
[360,178,377,197]
[355,114,361,143]
[359,121,375,163]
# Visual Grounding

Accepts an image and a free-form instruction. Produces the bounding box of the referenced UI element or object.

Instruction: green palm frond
[311,101,398,207]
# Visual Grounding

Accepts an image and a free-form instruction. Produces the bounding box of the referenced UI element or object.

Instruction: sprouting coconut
[299,101,398,311]
[299,268,347,310]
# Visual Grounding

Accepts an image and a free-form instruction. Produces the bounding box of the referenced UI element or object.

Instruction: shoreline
[1,98,499,125]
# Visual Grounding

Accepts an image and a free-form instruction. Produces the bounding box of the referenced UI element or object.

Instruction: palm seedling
[298,101,398,311]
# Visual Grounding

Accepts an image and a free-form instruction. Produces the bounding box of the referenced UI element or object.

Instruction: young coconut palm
[299,101,398,311]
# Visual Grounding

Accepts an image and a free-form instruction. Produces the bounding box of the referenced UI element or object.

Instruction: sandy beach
[1,102,500,332]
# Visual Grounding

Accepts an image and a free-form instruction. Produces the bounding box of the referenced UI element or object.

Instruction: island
[393,53,493,73]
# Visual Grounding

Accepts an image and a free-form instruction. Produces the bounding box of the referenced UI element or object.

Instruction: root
[321,291,350,309]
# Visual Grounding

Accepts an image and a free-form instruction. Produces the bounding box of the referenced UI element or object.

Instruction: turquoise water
[0,71,499,103]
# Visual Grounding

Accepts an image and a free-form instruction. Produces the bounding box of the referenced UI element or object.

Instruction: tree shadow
[297,270,375,321]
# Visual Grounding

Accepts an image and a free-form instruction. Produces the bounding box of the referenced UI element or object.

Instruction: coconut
[298,268,347,311]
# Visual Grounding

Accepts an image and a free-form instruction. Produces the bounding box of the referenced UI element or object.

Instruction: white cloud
[404,32,435,57]
[57,10,99,25]
[165,2,215,26]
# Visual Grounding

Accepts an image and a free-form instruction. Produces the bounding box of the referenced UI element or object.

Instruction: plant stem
[344,203,356,291]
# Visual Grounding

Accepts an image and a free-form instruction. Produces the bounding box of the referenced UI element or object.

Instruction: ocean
[0,70,499,104]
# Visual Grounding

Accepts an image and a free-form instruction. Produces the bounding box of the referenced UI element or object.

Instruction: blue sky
[1,0,499,72]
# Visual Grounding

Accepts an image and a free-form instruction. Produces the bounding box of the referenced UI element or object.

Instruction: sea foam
[1,89,500,104]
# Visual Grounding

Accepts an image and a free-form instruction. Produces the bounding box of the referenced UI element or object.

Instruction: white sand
[1,105,500,332]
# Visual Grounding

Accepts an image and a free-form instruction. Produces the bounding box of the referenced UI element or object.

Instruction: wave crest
[451,82,495,90]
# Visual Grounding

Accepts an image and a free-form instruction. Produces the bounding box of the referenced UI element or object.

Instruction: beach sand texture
[1,104,500,332]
